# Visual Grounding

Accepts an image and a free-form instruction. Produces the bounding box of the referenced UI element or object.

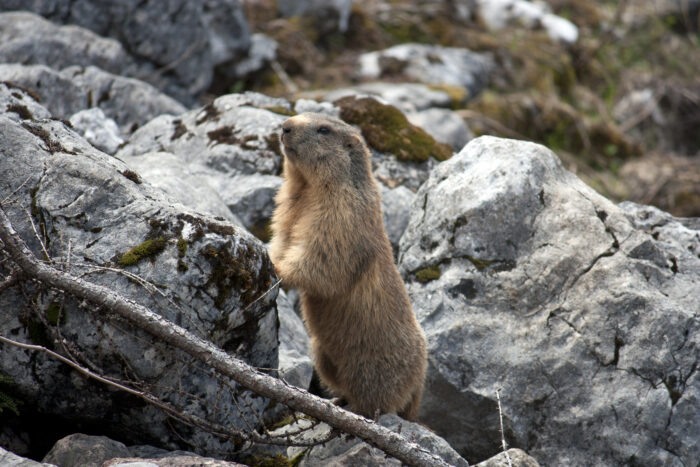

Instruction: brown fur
[269,113,427,420]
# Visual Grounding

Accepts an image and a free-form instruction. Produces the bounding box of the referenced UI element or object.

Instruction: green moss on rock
[335,96,453,162]
[201,243,253,309]
[177,238,188,258]
[45,302,65,326]
[416,265,441,283]
[118,237,167,267]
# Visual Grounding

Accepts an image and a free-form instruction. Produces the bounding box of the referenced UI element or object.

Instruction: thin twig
[0,205,452,467]
[496,388,513,467]
[0,333,335,448]
[23,207,51,264]
[1,174,33,205]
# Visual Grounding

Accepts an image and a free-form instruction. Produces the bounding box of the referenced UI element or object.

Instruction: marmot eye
[317,126,330,134]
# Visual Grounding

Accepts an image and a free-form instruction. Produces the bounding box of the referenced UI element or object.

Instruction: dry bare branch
[0,205,452,467]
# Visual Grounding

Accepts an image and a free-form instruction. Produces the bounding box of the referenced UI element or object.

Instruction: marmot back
[269,112,427,420]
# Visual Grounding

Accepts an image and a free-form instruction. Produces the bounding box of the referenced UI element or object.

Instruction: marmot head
[281,113,371,187]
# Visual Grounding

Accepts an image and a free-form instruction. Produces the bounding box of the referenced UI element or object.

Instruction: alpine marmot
[269,112,427,420]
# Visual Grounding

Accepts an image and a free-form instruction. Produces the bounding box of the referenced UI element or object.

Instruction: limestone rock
[283,414,468,467]
[407,107,473,150]
[0,63,186,135]
[358,44,494,99]
[0,84,278,454]
[116,92,289,234]
[68,107,123,155]
[277,290,313,390]
[43,434,130,467]
[0,2,252,102]
[399,136,699,465]
[475,449,540,467]
[0,11,135,76]
[322,82,455,113]
[380,183,415,255]
[476,0,579,43]
[0,446,55,467]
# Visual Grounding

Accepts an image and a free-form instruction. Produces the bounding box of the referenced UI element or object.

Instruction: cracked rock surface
[0,84,278,453]
[399,136,699,465]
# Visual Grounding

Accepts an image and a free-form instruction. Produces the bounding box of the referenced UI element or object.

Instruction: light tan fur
[269,113,427,420]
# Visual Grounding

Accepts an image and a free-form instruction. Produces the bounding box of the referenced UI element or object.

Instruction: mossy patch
[428,84,470,108]
[117,237,167,267]
[201,243,254,309]
[207,127,258,149]
[45,302,65,326]
[21,122,76,155]
[469,91,640,168]
[416,265,441,283]
[120,170,142,184]
[177,238,188,258]
[6,103,33,120]
[195,102,221,125]
[335,96,453,162]
[171,119,188,140]
[0,374,21,416]
[2,81,41,102]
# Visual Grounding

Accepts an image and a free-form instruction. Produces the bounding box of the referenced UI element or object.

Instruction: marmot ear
[346,134,362,148]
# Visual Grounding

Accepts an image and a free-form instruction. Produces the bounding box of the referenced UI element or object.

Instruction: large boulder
[0,11,135,75]
[399,136,699,465]
[116,92,289,236]
[358,44,494,99]
[0,5,251,102]
[0,84,279,454]
[282,414,469,467]
[0,63,186,135]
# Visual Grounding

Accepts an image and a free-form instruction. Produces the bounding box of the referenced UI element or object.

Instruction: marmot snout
[270,112,427,420]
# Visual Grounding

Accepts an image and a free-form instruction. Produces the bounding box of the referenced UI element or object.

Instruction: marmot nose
[282,126,292,134]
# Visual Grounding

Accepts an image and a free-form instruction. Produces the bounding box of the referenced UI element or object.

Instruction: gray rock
[65,66,187,133]
[475,449,540,467]
[407,107,473,150]
[104,456,245,466]
[476,0,578,43]
[358,44,494,99]
[117,92,288,234]
[0,11,136,76]
[0,2,251,101]
[68,107,123,154]
[322,82,455,113]
[232,33,278,78]
[0,84,278,454]
[118,151,241,224]
[277,0,354,32]
[277,290,313,390]
[224,174,283,234]
[42,434,130,467]
[0,64,88,118]
[0,446,55,467]
[0,80,52,122]
[294,98,340,117]
[379,183,415,254]
[398,136,699,465]
[371,151,437,192]
[0,63,186,135]
[284,414,468,467]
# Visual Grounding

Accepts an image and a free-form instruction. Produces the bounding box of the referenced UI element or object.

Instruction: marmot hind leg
[397,385,423,421]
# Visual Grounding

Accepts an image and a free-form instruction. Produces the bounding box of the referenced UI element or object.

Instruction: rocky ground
[0,1,698,467]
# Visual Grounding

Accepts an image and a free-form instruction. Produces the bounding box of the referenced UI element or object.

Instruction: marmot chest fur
[269,112,427,420]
